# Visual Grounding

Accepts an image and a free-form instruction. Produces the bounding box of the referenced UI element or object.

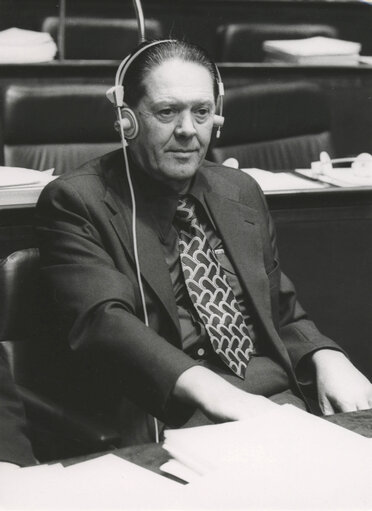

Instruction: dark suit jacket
[36,150,340,428]
[0,344,35,466]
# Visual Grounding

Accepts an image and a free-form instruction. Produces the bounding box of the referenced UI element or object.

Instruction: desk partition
[267,188,372,382]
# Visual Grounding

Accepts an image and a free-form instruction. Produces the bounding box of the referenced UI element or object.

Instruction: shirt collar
[132,158,213,242]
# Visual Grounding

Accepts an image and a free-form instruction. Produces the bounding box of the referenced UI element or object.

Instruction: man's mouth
[167,149,198,154]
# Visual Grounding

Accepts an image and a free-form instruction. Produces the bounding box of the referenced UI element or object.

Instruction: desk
[267,185,372,381]
[86,409,372,476]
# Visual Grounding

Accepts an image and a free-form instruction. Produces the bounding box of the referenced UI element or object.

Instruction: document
[0,166,57,208]
[0,166,55,187]
[0,27,57,63]
[0,454,182,510]
[242,168,328,192]
[263,36,361,65]
[296,167,372,187]
[162,405,372,509]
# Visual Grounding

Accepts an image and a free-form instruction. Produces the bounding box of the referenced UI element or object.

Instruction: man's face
[128,59,216,192]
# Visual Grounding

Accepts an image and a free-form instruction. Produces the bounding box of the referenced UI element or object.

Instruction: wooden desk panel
[268,191,372,381]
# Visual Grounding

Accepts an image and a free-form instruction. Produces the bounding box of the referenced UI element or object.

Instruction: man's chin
[169,154,202,174]
[168,164,199,180]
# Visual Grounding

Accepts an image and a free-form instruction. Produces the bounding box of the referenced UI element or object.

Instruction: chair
[211,81,334,171]
[0,248,122,462]
[42,17,162,60]
[2,83,120,174]
[216,23,339,62]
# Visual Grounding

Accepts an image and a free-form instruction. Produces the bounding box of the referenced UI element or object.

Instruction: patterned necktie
[176,196,255,379]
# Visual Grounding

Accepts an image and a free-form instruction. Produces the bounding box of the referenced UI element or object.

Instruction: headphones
[312,151,372,177]
[106,39,225,143]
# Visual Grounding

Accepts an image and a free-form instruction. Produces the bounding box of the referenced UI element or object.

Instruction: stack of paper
[0,454,183,509]
[0,27,57,63]
[263,36,361,65]
[296,167,372,187]
[242,168,328,192]
[162,405,372,509]
[0,166,57,208]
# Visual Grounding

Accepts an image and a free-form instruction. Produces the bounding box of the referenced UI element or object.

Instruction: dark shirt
[135,168,260,362]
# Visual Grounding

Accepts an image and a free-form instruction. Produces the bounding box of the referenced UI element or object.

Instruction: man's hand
[173,366,278,423]
[311,349,372,415]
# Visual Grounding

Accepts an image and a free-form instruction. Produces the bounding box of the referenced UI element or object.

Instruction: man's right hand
[173,365,278,423]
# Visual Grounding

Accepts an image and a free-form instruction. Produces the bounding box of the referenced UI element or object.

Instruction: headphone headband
[115,39,177,88]
[107,39,225,138]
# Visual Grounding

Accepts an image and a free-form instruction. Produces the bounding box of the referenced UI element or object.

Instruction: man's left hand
[312,349,372,415]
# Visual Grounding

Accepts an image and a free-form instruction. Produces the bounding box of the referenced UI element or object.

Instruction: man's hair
[124,39,218,107]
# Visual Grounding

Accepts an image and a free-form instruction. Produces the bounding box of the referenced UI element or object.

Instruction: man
[0,344,35,466]
[36,40,372,442]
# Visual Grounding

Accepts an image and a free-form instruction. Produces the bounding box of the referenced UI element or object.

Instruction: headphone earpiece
[114,107,139,140]
[213,114,225,128]
[213,114,225,139]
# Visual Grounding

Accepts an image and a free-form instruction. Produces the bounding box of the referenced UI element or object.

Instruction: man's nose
[174,111,197,137]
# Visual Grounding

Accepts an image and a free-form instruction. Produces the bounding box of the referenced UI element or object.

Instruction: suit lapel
[103,175,180,337]
[204,187,295,373]
[204,190,272,322]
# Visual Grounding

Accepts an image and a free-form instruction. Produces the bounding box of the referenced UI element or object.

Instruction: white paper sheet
[0,166,55,188]
[0,454,183,510]
[242,168,328,191]
[296,167,372,187]
[0,167,57,208]
[164,405,372,509]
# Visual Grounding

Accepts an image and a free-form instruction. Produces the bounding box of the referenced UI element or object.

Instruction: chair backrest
[2,83,120,174]
[42,17,162,60]
[211,81,333,171]
[216,23,339,62]
[0,248,42,343]
[0,248,121,409]
[0,248,59,389]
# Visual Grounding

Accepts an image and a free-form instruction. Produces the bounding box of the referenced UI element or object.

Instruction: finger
[319,395,335,416]
[354,398,372,411]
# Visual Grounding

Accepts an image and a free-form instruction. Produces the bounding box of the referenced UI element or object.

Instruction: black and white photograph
[0,0,371,509]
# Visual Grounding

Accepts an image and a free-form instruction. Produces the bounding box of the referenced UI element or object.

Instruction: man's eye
[156,108,177,121]
[194,108,211,122]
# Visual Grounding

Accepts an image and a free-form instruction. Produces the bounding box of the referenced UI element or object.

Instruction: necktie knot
[176,196,196,225]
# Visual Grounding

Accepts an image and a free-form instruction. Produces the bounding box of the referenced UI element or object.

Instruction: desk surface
[1,174,372,211]
[82,409,372,477]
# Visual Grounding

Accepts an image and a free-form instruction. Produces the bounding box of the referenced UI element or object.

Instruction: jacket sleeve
[255,180,343,372]
[35,178,197,425]
[0,345,35,466]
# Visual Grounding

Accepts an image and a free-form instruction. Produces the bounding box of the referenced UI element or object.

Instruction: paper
[242,168,328,191]
[161,459,201,483]
[0,166,55,188]
[0,167,57,208]
[0,454,183,509]
[164,405,372,509]
[296,167,372,187]
[263,36,361,58]
[359,56,372,65]
[0,27,57,63]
